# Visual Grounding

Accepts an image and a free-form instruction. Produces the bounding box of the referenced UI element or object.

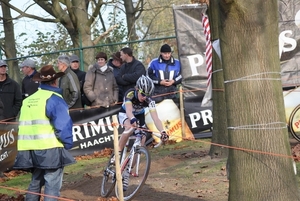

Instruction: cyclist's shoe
[123,169,130,191]
[110,155,116,164]
[129,167,138,177]
[110,152,121,165]
[130,171,138,177]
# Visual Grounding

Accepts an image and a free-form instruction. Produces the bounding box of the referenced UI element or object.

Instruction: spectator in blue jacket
[147,44,182,103]
[14,65,75,201]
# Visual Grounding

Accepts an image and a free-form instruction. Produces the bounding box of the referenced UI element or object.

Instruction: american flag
[202,13,212,86]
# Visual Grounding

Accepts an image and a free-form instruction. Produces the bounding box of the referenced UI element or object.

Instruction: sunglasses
[138,89,150,97]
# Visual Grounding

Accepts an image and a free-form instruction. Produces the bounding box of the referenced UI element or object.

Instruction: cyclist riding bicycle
[118,75,168,151]
[117,75,169,190]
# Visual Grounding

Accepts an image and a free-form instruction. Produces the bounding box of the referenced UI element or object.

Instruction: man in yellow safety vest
[14,64,76,201]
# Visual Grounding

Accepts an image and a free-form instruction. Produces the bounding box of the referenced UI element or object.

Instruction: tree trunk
[219,1,300,200]
[65,0,94,71]
[208,0,228,158]
[124,0,138,41]
[1,0,20,82]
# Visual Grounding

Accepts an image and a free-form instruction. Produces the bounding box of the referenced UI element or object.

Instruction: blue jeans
[25,168,64,201]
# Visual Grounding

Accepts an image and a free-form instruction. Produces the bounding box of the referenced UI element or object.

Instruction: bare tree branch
[87,0,104,27]
[0,0,57,22]
[93,24,119,45]
[134,0,144,20]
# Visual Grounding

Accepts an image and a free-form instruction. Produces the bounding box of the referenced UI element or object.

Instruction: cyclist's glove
[130,117,137,124]
[160,131,169,142]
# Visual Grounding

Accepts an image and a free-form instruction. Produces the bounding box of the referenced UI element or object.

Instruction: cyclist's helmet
[136,75,155,96]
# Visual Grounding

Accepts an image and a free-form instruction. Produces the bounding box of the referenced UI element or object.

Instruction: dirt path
[60,149,229,201]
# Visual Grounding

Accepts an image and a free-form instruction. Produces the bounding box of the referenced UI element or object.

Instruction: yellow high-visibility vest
[18,89,64,150]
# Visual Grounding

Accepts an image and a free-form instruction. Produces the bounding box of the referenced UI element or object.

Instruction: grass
[0,156,110,196]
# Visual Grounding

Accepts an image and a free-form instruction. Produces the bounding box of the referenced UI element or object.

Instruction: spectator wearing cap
[83,52,118,108]
[147,44,182,103]
[70,54,87,107]
[14,64,75,200]
[108,51,124,102]
[57,55,82,109]
[115,47,146,99]
[19,58,40,99]
[0,60,22,119]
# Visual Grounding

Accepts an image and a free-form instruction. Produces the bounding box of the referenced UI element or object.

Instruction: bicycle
[100,125,165,201]
[288,104,300,142]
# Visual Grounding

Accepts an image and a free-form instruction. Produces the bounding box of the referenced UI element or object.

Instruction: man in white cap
[0,60,22,119]
[20,58,39,99]
[57,55,82,109]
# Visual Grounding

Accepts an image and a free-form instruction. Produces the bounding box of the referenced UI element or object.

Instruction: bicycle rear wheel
[100,154,116,197]
[115,146,151,201]
[289,104,300,142]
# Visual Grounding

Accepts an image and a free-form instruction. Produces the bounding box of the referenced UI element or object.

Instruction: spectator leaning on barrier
[115,47,146,99]
[70,54,87,107]
[57,55,82,109]
[19,58,40,99]
[14,64,75,201]
[0,60,22,119]
[83,52,118,108]
[147,44,182,103]
[108,51,124,102]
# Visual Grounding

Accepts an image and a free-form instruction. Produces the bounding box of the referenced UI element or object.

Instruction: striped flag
[202,13,212,86]
[201,13,213,106]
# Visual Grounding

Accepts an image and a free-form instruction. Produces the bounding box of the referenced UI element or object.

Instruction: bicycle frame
[120,134,144,176]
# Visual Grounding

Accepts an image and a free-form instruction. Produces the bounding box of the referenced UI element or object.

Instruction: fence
[1,36,178,84]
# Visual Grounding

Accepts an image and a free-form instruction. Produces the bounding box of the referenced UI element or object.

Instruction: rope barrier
[0,185,75,201]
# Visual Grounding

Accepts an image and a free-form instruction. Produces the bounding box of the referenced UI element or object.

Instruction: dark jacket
[108,58,122,102]
[21,70,39,99]
[14,84,75,170]
[71,68,86,107]
[0,75,22,119]
[115,57,146,99]
[0,97,4,120]
[71,68,86,91]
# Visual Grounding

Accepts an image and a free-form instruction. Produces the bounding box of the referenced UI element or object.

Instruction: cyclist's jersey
[120,88,156,115]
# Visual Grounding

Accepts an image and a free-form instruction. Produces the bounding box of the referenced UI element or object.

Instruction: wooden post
[179,85,186,139]
[112,115,124,201]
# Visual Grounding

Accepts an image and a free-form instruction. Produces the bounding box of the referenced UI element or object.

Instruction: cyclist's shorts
[118,112,145,127]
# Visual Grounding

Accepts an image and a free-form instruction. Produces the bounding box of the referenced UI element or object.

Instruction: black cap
[160,44,172,52]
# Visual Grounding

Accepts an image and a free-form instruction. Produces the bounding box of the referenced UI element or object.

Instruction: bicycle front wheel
[115,146,151,201]
[100,154,116,197]
[289,104,300,142]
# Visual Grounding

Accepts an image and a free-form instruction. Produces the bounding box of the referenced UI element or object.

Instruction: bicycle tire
[288,104,300,142]
[115,146,151,201]
[100,154,116,197]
